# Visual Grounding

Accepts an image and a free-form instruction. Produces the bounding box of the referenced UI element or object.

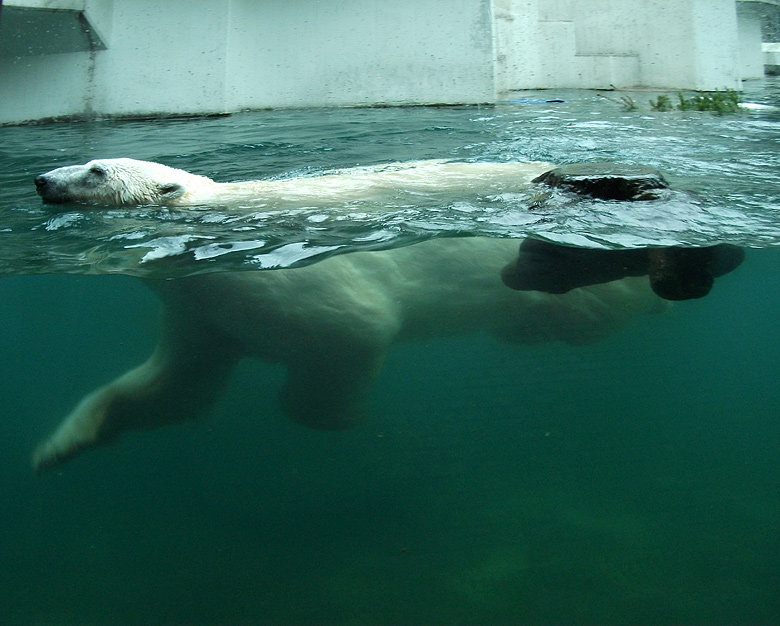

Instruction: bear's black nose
[34,175,48,190]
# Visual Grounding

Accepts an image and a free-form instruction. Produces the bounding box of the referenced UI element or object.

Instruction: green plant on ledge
[597,93,639,111]
[677,89,741,113]
[606,89,742,114]
[649,93,674,111]
[650,89,741,113]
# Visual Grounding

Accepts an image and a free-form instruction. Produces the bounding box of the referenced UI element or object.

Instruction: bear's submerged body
[31,158,669,472]
[33,237,666,472]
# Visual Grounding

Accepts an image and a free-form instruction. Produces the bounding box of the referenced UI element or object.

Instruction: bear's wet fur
[532,162,669,200]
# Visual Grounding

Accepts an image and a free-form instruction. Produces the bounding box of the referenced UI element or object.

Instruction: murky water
[1,82,779,625]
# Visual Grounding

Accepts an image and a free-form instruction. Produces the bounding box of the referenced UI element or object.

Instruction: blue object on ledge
[505,98,566,104]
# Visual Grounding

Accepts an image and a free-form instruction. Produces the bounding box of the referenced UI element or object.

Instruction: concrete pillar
[689,0,742,89]
[737,1,773,78]
[739,12,766,78]
[496,0,742,92]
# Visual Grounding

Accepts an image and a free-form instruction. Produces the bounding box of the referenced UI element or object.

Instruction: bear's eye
[89,165,106,178]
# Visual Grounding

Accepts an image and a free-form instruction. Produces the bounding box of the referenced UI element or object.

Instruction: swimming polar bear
[31,159,668,473]
[34,157,555,207]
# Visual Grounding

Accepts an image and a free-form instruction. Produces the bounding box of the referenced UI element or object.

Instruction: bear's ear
[157,182,186,203]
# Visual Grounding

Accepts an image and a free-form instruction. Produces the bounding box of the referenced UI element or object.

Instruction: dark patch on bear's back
[533,162,669,201]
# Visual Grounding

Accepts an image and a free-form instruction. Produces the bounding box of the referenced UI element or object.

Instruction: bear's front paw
[32,436,87,474]
[32,391,115,473]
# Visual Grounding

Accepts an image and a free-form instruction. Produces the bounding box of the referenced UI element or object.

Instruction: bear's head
[34,158,214,206]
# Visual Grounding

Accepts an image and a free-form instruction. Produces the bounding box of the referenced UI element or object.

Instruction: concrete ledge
[0,5,106,56]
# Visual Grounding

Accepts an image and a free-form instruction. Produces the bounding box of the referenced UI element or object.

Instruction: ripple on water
[1,84,779,276]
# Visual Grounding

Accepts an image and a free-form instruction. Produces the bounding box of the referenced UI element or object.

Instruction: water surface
[2,81,780,276]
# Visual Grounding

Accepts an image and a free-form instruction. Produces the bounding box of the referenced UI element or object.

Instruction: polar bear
[31,159,668,473]
[34,157,555,207]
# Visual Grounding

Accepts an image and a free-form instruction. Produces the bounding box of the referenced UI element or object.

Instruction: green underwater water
[1,83,780,625]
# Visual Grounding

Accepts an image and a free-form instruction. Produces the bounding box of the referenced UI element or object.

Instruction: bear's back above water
[35,157,555,207]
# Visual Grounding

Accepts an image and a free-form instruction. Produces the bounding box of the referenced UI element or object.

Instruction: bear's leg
[648,245,745,300]
[280,342,389,430]
[32,313,240,473]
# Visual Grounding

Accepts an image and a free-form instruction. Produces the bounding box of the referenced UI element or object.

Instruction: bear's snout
[34,173,69,204]
[34,174,55,200]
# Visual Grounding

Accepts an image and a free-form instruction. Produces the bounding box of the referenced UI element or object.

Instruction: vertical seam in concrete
[78,11,97,119]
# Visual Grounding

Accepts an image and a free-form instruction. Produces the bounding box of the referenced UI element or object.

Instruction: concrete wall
[0,0,764,125]
[495,0,743,92]
[0,0,111,122]
[89,0,232,116]
[0,0,495,124]
[226,0,495,109]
